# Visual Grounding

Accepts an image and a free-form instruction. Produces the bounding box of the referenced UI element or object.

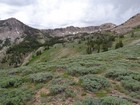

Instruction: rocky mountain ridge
[0,18,44,42]
[112,13,140,33]
[1,13,140,41]
[42,23,116,36]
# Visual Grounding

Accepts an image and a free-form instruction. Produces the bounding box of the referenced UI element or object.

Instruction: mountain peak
[0,18,30,41]
[4,17,23,26]
[7,17,18,21]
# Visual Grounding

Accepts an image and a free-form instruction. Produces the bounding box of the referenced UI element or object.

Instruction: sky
[0,0,140,29]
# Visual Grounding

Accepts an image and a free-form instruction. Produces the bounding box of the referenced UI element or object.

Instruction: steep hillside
[27,27,140,65]
[0,18,45,41]
[0,18,49,68]
[112,13,140,34]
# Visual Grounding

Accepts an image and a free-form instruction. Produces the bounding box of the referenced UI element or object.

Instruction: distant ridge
[42,23,116,37]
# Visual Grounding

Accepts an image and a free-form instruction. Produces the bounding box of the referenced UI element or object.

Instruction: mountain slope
[0,18,45,41]
[0,18,48,68]
[112,13,140,34]
[0,43,140,105]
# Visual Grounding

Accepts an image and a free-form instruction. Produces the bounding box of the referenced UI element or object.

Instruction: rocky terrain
[0,13,140,43]
[0,18,45,41]
[42,23,116,37]
[112,13,140,34]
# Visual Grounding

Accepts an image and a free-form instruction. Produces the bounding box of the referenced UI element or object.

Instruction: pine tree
[115,40,123,49]
[86,46,92,54]
[102,43,108,52]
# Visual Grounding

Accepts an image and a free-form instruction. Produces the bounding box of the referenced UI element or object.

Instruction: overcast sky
[0,0,140,29]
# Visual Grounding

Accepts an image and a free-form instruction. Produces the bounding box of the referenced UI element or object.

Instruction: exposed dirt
[109,79,140,105]
[110,90,140,105]
[34,87,49,105]
[129,39,140,45]
[22,52,33,66]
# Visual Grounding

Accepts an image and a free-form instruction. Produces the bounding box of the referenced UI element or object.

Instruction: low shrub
[79,74,110,92]
[129,92,140,99]
[121,79,140,92]
[105,70,131,80]
[74,97,99,105]
[50,77,75,86]
[0,77,22,88]
[30,72,53,83]
[65,89,76,98]
[100,96,131,105]
[74,96,131,105]
[0,88,34,105]
[49,85,66,95]
[67,66,104,76]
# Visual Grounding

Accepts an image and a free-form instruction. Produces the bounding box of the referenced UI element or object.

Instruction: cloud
[0,0,34,6]
[0,0,140,29]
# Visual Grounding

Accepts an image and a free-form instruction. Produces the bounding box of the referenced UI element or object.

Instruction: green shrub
[121,79,140,91]
[65,89,76,98]
[74,96,131,105]
[0,77,22,88]
[48,78,75,96]
[80,75,110,92]
[74,97,99,105]
[67,66,104,76]
[105,70,134,81]
[30,72,53,83]
[129,92,140,99]
[106,69,140,93]
[115,40,123,49]
[106,69,140,81]
[0,88,34,105]
[50,77,75,86]
[100,96,131,105]
[49,85,66,95]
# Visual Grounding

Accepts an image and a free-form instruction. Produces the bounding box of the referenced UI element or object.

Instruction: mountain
[42,23,116,37]
[0,18,48,68]
[112,13,140,34]
[0,18,46,42]
[0,13,140,68]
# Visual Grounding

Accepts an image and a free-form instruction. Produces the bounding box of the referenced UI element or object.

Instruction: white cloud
[0,0,140,29]
[31,0,90,28]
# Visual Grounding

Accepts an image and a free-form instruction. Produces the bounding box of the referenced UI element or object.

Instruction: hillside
[112,13,140,34]
[0,18,50,68]
[27,27,140,65]
[0,38,139,105]
[0,24,140,105]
